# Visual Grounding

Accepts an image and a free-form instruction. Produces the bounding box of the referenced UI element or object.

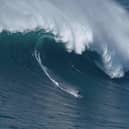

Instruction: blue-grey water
[0,0,129,129]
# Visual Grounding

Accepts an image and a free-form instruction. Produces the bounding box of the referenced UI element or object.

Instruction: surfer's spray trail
[33,50,81,98]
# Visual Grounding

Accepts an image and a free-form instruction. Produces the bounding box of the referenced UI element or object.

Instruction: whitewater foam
[1,0,129,78]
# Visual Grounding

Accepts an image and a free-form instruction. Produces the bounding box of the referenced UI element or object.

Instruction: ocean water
[0,0,129,129]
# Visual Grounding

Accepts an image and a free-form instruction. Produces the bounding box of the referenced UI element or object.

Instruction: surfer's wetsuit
[77,91,80,95]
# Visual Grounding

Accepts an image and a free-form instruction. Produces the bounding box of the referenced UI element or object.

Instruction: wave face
[0,0,129,78]
[1,30,129,129]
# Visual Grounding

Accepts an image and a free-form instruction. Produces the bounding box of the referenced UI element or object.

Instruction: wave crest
[1,0,129,78]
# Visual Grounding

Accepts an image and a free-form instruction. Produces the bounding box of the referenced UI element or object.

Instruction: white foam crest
[101,46,124,78]
[1,0,129,78]
[0,0,93,52]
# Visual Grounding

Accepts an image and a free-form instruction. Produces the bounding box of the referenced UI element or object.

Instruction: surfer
[77,91,81,95]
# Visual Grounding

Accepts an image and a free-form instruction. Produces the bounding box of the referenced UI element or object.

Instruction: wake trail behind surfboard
[33,50,82,98]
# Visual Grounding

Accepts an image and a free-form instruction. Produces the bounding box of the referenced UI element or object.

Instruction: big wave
[0,0,129,78]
